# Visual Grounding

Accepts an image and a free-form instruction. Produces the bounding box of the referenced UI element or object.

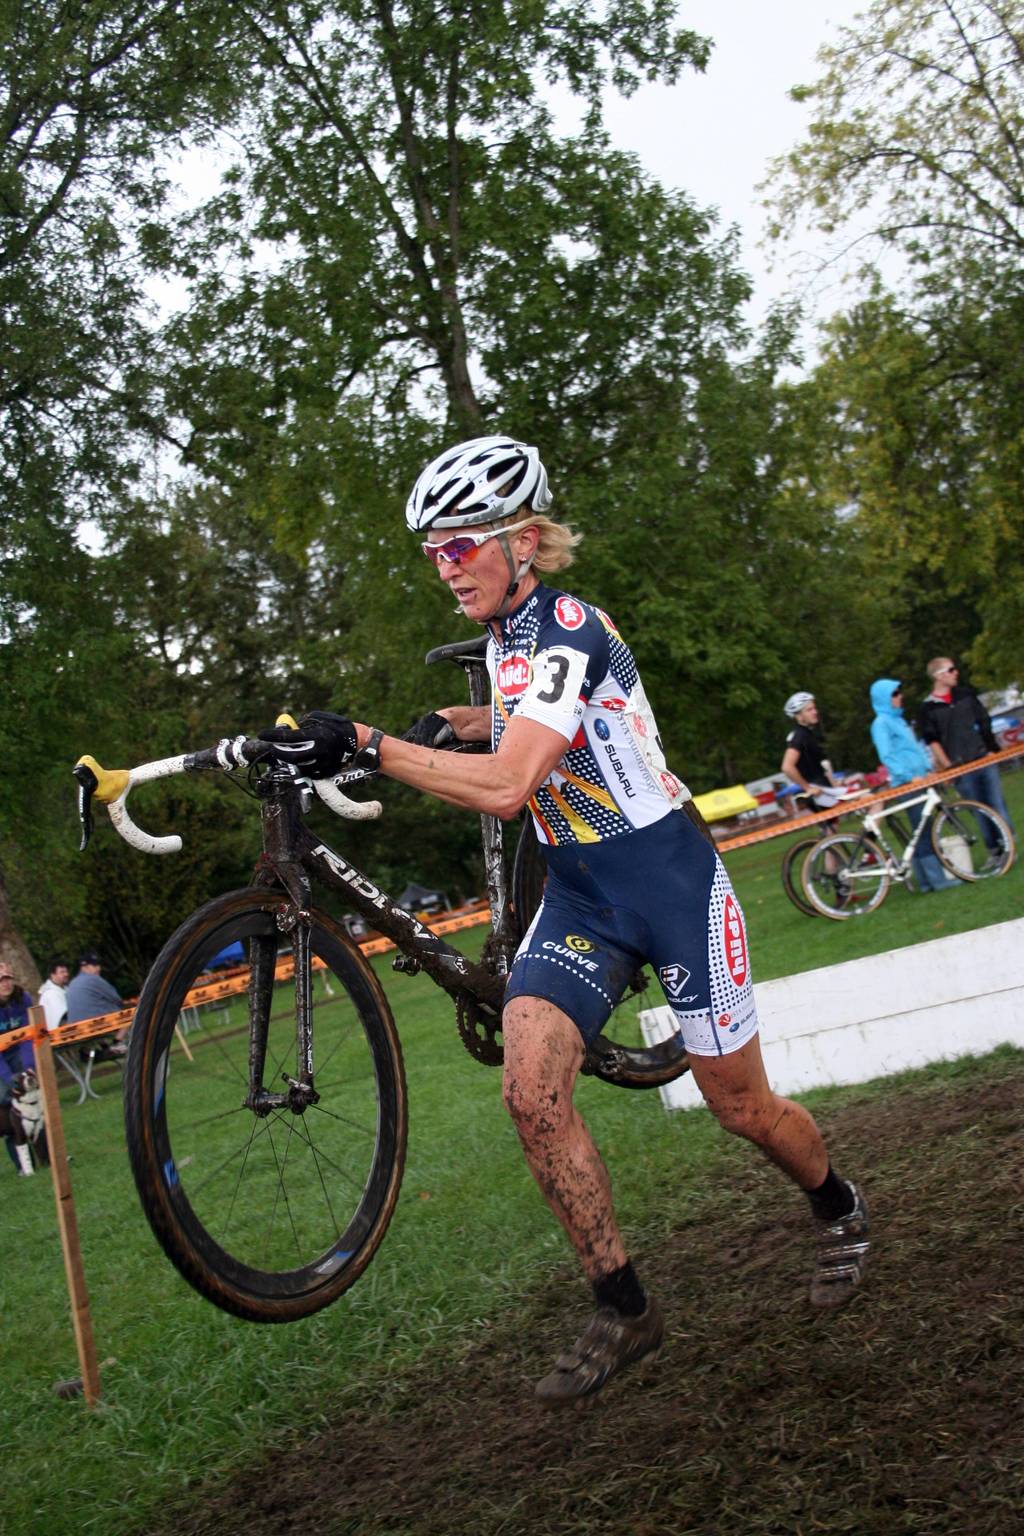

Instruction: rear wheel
[802,834,891,920]
[781,837,822,917]
[931,799,1015,880]
[124,888,407,1323]
[511,823,690,1089]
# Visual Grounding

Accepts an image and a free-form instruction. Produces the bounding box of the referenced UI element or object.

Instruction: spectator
[65,952,129,1058]
[38,957,70,1032]
[781,692,844,809]
[918,657,1015,853]
[0,966,37,1174]
[869,678,957,894]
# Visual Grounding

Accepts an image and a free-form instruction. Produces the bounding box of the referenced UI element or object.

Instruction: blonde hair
[927,656,954,680]
[498,512,582,573]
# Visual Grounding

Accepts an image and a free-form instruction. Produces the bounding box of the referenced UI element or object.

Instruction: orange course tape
[12,746,1020,1051]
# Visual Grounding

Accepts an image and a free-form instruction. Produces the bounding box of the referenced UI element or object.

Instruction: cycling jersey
[488,586,689,845]
[493,585,759,1058]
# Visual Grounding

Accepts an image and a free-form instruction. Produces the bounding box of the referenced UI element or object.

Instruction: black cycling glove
[401,711,458,750]
[258,710,359,778]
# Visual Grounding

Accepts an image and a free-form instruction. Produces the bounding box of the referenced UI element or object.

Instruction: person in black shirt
[918,658,1014,849]
[781,692,842,810]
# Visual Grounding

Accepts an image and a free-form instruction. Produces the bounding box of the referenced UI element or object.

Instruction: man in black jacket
[918,658,1014,849]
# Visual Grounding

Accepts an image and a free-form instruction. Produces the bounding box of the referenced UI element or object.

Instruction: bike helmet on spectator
[405,436,552,533]
[784,691,816,718]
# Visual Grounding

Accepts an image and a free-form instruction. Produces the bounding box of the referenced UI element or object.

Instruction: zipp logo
[659,963,691,1000]
[496,654,531,697]
[723,894,748,986]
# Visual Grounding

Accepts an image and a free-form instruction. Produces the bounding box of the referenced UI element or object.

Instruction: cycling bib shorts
[505,809,759,1057]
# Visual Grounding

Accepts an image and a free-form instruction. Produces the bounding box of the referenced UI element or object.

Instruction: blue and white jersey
[487,586,689,845]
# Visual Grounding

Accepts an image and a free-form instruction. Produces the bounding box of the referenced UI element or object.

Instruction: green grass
[2,770,1021,1535]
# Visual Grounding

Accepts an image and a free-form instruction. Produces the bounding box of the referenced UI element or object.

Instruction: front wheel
[124,888,407,1323]
[780,836,822,917]
[802,834,891,919]
[931,799,1016,880]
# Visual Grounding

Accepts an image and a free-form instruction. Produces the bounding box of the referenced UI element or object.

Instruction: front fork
[245,778,321,1117]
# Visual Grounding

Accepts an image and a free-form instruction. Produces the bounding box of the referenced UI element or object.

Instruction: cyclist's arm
[355,715,565,820]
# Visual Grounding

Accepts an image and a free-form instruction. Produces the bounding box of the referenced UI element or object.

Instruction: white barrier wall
[640,916,1024,1112]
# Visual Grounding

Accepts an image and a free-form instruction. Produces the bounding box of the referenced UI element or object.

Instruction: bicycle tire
[124,888,407,1324]
[801,834,891,919]
[930,798,1016,880]
[511,823,690,1090]
[780,837,822,918]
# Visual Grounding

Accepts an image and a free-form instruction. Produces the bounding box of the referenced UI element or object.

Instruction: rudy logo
[554,596,586,631]
[496,654,531,697]
[565,934,594,953]
[722,894,748,986]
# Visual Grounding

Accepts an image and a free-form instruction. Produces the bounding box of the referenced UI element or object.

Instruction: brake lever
[73,761,98,851]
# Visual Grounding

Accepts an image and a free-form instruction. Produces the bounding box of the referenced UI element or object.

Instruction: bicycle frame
[856,784,947,882]
[255,759,507,1012]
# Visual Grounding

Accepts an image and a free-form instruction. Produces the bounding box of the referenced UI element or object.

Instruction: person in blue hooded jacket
[869,678,957,892]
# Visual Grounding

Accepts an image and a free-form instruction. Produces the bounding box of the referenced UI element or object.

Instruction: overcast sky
[585,0,871,337]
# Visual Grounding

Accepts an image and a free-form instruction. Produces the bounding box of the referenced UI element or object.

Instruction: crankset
[455,994,504,1067]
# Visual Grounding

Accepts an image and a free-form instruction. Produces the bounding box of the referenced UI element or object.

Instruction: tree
[788,287,1024,691]
[764,0,1024,279]
[763,0,1024,694]
[0,0,249,537]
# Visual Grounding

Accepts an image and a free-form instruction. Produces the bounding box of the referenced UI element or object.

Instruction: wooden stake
[30,1006,102,1408]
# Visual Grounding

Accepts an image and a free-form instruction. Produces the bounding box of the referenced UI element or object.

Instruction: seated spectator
[0,965,37,1174]
[869,678,957,894]
[65,952,129,1058]
[918,657,1015,857]
[38,957,70,1032]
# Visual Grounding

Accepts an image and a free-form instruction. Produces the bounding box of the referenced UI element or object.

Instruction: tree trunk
[0,863,41,990]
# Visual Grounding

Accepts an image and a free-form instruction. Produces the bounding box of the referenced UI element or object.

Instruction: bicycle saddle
[425,635,488,667]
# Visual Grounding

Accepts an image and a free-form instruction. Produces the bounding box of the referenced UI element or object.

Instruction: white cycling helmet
[405,435,552,533]
[784,691,816,718]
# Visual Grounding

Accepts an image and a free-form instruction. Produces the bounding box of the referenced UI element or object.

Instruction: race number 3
[526,647,588,713]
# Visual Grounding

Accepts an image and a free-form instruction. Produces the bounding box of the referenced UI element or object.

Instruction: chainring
[456,994,504,1067]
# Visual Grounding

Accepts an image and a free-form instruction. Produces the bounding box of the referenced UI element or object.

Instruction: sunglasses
[421,518,534,567]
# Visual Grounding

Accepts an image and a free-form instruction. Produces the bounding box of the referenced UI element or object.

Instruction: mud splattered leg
[687,1033,829,1188]
[501,996,626,1279]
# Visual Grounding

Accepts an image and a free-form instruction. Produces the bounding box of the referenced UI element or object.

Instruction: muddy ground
[148,1053,1024,1536]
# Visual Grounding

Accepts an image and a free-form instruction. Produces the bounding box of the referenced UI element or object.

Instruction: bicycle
[779,788,864,917]
[800,780,1015,920]
[73,636,690,1324]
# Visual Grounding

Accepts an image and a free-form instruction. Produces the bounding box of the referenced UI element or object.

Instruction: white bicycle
[800,783,1015,920]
